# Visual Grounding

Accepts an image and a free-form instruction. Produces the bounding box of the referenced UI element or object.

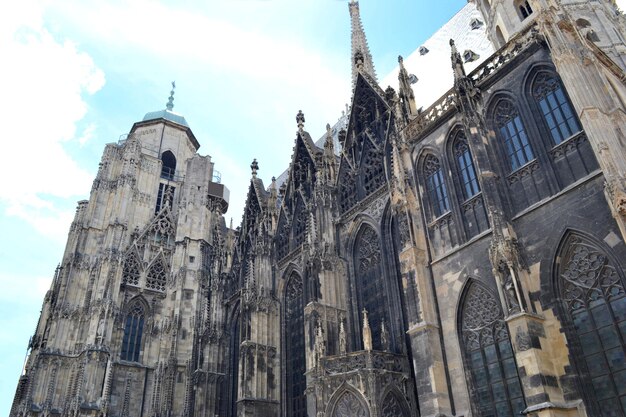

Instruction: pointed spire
[362,308,373,351]
[398,55,417,117]
[349,1,377,87]
[166,81,176,111]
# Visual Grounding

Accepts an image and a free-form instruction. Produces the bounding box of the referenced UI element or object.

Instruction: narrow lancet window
[533,73,581,145]
[423,155,450,217]
[494,100,534,171]
[121,302,145,362]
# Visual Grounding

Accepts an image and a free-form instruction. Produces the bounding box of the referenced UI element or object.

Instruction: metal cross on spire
[166,81,176,111]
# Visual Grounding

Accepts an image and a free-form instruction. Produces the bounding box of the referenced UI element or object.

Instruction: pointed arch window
[460,282,526,416]
[285,273,306,417]
[354,225,388,350]
[423,155,450,218]
[121,301,145,362]
[146,258,167,291]
[494,100,534,171]
[515,0,533,20]
[533,73,581,145]
[453,132,480,200]
[557,234,626,416]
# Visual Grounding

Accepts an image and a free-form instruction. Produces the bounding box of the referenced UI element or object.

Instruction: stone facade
[11,1,626,416]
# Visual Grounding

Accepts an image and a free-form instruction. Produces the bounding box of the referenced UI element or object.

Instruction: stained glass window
[453,132,480,200]
[494,100,534,171]
[533,73,581,145]
[423,155,450,218]
[121,302,145,362]
[460,282,526,416]
[558,234,626,416]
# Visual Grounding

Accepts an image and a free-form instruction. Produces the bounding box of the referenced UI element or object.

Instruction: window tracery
[460,282,526,416]
[121,301,145,362]
[355,225,387,350]
[276,214,290,259]
[533,73,581,145]
[332,391,369,417]
[558,234,626,416]
[423,155,449,218]
[122,251,141,286]
[339,167,357,213]
[361,140,385,194]
[285,273,306,417]
[494,100,534,171]
[381,392,409,417]
[146,258,167,291]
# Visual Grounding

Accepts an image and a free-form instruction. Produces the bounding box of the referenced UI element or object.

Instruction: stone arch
[457,278,526,416]
[282,270,306,417]
[351,222,389,351]
[326,384,370,417]
[120,296,149,362]
[552,229,626,416]
[160,150,176,180]
[415,148,450,221]
[379,387,411,417]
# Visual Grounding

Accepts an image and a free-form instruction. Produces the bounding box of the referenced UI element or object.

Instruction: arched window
[354,225,388,350]
[285,273,306,417]
[423,155,449,218]
[494,100,534,171]
[557,233,626,416]
[460,281,526,416]
[516,0,533,20]
[161,150,176,180]
[121,301,145,362]
[453,132,480,200]
[532,73,581,145]
[146,258,167,291]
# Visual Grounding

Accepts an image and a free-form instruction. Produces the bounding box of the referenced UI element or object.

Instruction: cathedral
[11,0,626,416]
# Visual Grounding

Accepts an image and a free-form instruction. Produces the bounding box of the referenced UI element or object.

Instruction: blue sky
[0,0,475,411]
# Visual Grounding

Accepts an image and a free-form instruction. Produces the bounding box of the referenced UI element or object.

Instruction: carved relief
[332,391,369,417]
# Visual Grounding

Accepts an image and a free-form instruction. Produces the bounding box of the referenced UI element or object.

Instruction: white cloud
[46,0,349,104]
[0,0,105,239]
[78,123,97,146]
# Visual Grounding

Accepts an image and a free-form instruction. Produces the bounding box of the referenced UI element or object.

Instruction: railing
[404,89,458,142]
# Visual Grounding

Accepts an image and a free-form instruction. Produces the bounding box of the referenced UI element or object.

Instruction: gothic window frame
[379,388,411,417]
[358,136,386,196]
[445,126,489,240]
[457,279,527,416]
[491,97,535,172]
[449,129,481,202]
[326,384,371,417]
[282,270,307,417]
[120,297,149,362]
[145,256,168,292]
[350,222,391,351]
[529,71,582,146]
[515,0,533,20]
[552,231,626,417]
[418,151,451,221]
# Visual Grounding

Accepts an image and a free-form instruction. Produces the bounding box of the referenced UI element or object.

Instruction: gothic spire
[166,81,176,111]
[349,0,377,87]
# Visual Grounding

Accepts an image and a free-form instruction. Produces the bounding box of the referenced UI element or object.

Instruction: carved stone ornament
[332,390,369,417]
[561,236,624,312]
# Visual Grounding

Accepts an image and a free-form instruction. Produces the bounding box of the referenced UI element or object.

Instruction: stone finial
[250,158,259,178]
[166,81,176,111]
[296,110,305,132]
[362,309,372,351]
[349,0,377,86]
